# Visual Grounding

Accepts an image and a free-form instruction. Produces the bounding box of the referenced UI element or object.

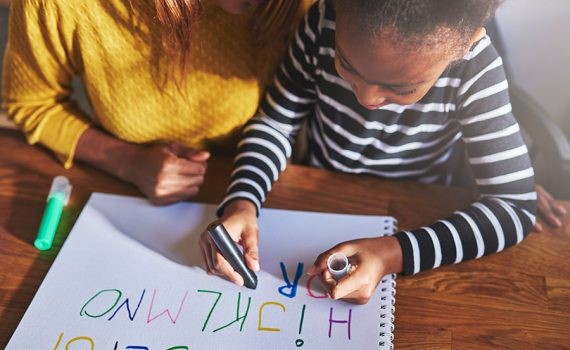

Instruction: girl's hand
[534,184,567,232]
[309,236,403,304]
[199,200,260,286]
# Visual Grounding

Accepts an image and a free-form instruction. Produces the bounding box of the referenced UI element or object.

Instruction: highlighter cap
[48,176,72,205]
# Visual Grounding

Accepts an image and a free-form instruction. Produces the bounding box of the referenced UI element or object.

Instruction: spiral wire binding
[377,218,397,350]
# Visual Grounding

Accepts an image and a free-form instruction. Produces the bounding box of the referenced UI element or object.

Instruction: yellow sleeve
[1,0,91,168]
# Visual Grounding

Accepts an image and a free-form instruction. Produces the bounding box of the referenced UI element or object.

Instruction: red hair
[155,0,203,77]
[154,0,304,78]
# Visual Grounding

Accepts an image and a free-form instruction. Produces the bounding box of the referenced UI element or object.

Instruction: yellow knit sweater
[2,0,309,168]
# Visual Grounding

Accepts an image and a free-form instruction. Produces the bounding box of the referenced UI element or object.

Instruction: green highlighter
[34,176,72,251]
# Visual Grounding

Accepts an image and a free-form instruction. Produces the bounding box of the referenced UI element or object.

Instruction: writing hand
[199,200,260,286]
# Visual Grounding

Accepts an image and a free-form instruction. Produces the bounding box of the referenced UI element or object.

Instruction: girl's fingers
[199,236,214,274]
[536,184,565,228]
[207,235,245,286]
[200,243,213,274]
[241,227,260,272]
[310,243,357,275]
[213,250,245,286]
[329,268,367,300]
[553,203,567,216]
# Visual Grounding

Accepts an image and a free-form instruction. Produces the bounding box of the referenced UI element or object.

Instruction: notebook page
[7,193,396,349]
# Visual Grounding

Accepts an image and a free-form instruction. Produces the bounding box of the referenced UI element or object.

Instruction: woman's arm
[1,0,91,167]
[76,128,209,205]
[2,1,209,204]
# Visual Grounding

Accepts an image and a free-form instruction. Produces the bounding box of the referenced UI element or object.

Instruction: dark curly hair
[334,0,502,53]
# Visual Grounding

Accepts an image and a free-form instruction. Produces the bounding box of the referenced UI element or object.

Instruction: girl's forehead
[335,15,455,85]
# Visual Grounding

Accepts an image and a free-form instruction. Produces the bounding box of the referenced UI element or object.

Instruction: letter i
[295,304,307,347]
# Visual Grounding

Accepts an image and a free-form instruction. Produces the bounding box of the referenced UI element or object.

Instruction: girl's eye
[393,89,417,96]
[337,53,418,96]
[338,56,354,73]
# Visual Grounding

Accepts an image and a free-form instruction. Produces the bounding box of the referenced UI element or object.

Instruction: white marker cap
[327,253,351,280]
[47,176,72,206]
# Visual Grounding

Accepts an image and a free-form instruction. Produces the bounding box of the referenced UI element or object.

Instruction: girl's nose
[353,83,388,110]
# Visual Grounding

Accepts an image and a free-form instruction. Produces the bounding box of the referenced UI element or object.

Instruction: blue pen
[34,176,72,251]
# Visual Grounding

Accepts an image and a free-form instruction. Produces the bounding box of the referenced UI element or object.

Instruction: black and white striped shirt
[219,0,537,275]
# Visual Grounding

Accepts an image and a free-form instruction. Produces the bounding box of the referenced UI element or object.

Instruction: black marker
[206,220,258,289]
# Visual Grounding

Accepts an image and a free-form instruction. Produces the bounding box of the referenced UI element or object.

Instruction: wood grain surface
[1,129,569,349]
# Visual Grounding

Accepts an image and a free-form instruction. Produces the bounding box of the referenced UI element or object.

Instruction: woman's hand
[199,199,260,286]
[126,143,209,205]
[75,127,209,205]
[309,236,403,304]
[534,184,567,232]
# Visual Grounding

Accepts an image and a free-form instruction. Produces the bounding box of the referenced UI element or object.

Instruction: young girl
[2,0,311,205]
[200,0,538,304]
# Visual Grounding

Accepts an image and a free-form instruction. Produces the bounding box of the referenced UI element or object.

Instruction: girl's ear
[469,27,487,46]
[456,27,487,59]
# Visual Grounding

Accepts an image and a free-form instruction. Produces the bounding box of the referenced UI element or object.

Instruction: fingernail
[253,260,260,272]
[554,218,562,227]
[307,266,316,275]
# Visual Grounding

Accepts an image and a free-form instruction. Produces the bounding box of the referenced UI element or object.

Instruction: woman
[2,0,312,204]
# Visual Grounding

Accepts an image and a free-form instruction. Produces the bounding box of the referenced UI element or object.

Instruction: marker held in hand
[206,220,258,289]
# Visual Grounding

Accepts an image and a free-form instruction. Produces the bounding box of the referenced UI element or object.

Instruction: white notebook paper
[7,193,397,349]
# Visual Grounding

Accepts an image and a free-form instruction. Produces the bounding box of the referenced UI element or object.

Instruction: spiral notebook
[7,193,397,349]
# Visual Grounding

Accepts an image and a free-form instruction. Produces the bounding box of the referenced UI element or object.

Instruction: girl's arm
[395,36,536,276]
[216,3,321,216]
[201,3,321,280]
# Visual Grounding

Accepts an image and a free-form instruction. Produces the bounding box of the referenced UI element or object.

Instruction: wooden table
[1,128,569,349]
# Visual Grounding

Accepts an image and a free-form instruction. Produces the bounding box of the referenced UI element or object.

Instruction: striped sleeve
[394,37,537,275]
[217,3,320,216]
